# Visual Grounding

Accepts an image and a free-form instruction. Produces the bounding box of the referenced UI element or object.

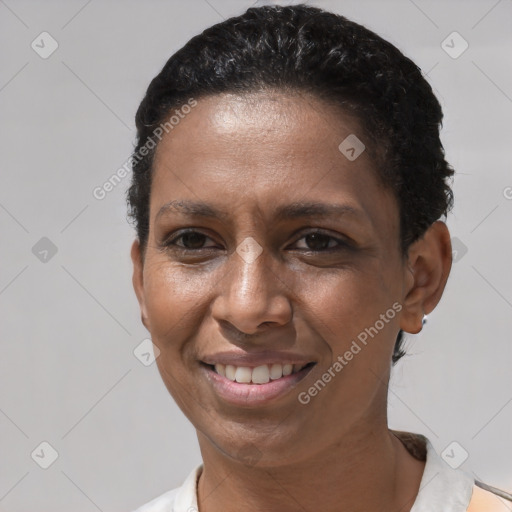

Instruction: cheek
[301,269,399,339]
[143,261,208,343]
[300,271,400,402]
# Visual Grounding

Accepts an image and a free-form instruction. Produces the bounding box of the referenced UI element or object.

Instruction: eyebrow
[156,199,364,223]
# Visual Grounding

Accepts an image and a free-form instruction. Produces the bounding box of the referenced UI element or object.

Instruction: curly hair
[127,4,454,364]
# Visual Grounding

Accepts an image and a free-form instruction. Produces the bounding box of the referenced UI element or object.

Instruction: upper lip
[201,350,316,367]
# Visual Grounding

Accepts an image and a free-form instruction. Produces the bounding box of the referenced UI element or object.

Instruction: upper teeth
[213,363,308,384]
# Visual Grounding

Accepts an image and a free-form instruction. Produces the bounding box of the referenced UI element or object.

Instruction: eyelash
[162,228,349,253]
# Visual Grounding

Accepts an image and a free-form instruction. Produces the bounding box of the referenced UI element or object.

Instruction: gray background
[1,0,511,510]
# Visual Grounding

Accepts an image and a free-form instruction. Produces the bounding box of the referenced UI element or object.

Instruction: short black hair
[127,4,454,364]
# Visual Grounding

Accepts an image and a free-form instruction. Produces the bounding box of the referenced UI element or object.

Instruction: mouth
[199,361,317,406]
[202,361,316,384]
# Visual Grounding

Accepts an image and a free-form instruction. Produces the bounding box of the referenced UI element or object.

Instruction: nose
[211,237,293,335]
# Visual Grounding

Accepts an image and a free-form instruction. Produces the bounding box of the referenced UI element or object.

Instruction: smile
[200,361,317,406]
[210,362,314,384]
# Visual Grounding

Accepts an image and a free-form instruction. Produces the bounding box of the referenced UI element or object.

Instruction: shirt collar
[410,438,474,512]
[172,434,475,512]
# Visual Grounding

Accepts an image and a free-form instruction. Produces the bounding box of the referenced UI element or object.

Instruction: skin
[131,91,452,512]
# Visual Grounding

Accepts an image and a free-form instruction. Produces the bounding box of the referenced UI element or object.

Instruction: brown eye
[293,231,346,252]
[163,230,218,250]
[304,233,332,251]
[178,232,208,249]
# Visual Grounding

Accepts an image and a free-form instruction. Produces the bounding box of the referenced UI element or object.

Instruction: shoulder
[131,487,179,512]
[467,482,512,512]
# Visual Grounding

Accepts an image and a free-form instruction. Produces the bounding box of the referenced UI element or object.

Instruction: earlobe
[399,221,452,334]
[130,239,149,329]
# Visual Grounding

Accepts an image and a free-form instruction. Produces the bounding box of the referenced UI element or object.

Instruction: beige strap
[467,483,512,511]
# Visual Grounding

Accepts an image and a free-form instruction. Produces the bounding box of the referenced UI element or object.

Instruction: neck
[196,424,425,512]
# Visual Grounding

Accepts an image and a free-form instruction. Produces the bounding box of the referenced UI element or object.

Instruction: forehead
[150,91,397,229]
[155,91,364,164]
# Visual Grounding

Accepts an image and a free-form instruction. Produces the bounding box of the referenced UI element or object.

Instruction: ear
[400,221,452,334]
[130,239,150,330]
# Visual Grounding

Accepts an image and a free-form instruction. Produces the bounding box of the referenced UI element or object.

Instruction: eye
[291,231,348,252]
[163,229,218,250]
[162,229,349,253]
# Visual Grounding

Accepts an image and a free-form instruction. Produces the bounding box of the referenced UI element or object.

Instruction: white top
[132,438,475,512]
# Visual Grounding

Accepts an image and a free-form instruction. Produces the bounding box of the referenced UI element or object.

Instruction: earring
[417,313,427,332]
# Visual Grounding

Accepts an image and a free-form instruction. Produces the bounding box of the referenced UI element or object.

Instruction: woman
[128,5,511,511]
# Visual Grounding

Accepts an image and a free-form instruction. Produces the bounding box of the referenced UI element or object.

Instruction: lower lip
[201,364,315,407]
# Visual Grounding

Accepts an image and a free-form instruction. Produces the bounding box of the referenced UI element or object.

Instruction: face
[132,91,416,467]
